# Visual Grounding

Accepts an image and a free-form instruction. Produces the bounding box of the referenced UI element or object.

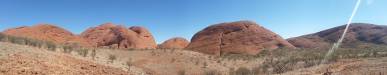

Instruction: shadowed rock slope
[288,23,387,49]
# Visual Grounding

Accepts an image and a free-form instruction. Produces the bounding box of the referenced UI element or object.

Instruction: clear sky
[0,0,386,43]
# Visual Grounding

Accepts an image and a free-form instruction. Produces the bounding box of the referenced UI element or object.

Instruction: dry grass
[220,45,387,74]
[2,33,387,75]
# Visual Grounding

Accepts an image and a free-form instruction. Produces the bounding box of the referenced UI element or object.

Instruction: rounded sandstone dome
[186,21,295,55]
[158,37,189,49]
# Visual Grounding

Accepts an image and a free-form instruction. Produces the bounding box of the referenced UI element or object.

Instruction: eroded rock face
[186,21,295,55]
[288,23,387,49]
[158,37,189,49]
[2,24,90,46]
[80,23,157,49]
[129,26,158,49]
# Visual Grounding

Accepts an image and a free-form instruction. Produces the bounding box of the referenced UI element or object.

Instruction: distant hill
[287,23,387,48]
[2,24,91,47]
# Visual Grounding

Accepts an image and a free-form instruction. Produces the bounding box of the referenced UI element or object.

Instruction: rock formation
[288,23,387,48]
[2,24,90,46]
[186,21,295,55]
[158,37,189,49]
[80,23,157,49]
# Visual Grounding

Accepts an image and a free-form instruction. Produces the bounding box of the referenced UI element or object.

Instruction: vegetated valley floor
[1,42,387,75]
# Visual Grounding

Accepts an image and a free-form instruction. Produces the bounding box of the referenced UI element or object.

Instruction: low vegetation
[2,33,387,74]
[77,48,89,57]
[126,58,133,70]
[108,54,117,63]
[220,45,387,74]
[0,33,57,51]
[0,33,92,58]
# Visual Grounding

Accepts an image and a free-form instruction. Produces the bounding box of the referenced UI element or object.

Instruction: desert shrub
[202,62,208,68]
[222,46,387,74]
[228,68,235,75]
[177,69,186,75]
[24,39,43,48]
[235,67,252,75]
[195,60,200,66]
[250,46,387,74]
[45,41,57,51]
[204,70,217,75]
[8,36,25,45]
[62,43,81,53]
[91,49,97,60]
[272,62,292,74]
[251,66,262,75]
[77,48,89,57]
[108,54,117,63]
[63,45,74,53]
[0,33,5,41]
[0,34,59,50]
[126,58,133,70]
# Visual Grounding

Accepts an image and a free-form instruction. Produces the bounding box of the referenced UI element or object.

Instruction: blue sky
[0,0,386,43]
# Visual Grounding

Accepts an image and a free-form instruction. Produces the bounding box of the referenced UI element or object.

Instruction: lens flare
[321,0,362,64]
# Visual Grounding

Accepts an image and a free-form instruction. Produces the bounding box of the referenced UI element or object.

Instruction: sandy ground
[283,57,387,75]
[0,42,130,75]
[1,41,387,75]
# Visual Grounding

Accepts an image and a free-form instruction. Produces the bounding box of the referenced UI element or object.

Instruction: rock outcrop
[288,23,387,48]
[80,23,157,49]
[158,37,189,49]
[2,24,90,46]
[186,21,295,55]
